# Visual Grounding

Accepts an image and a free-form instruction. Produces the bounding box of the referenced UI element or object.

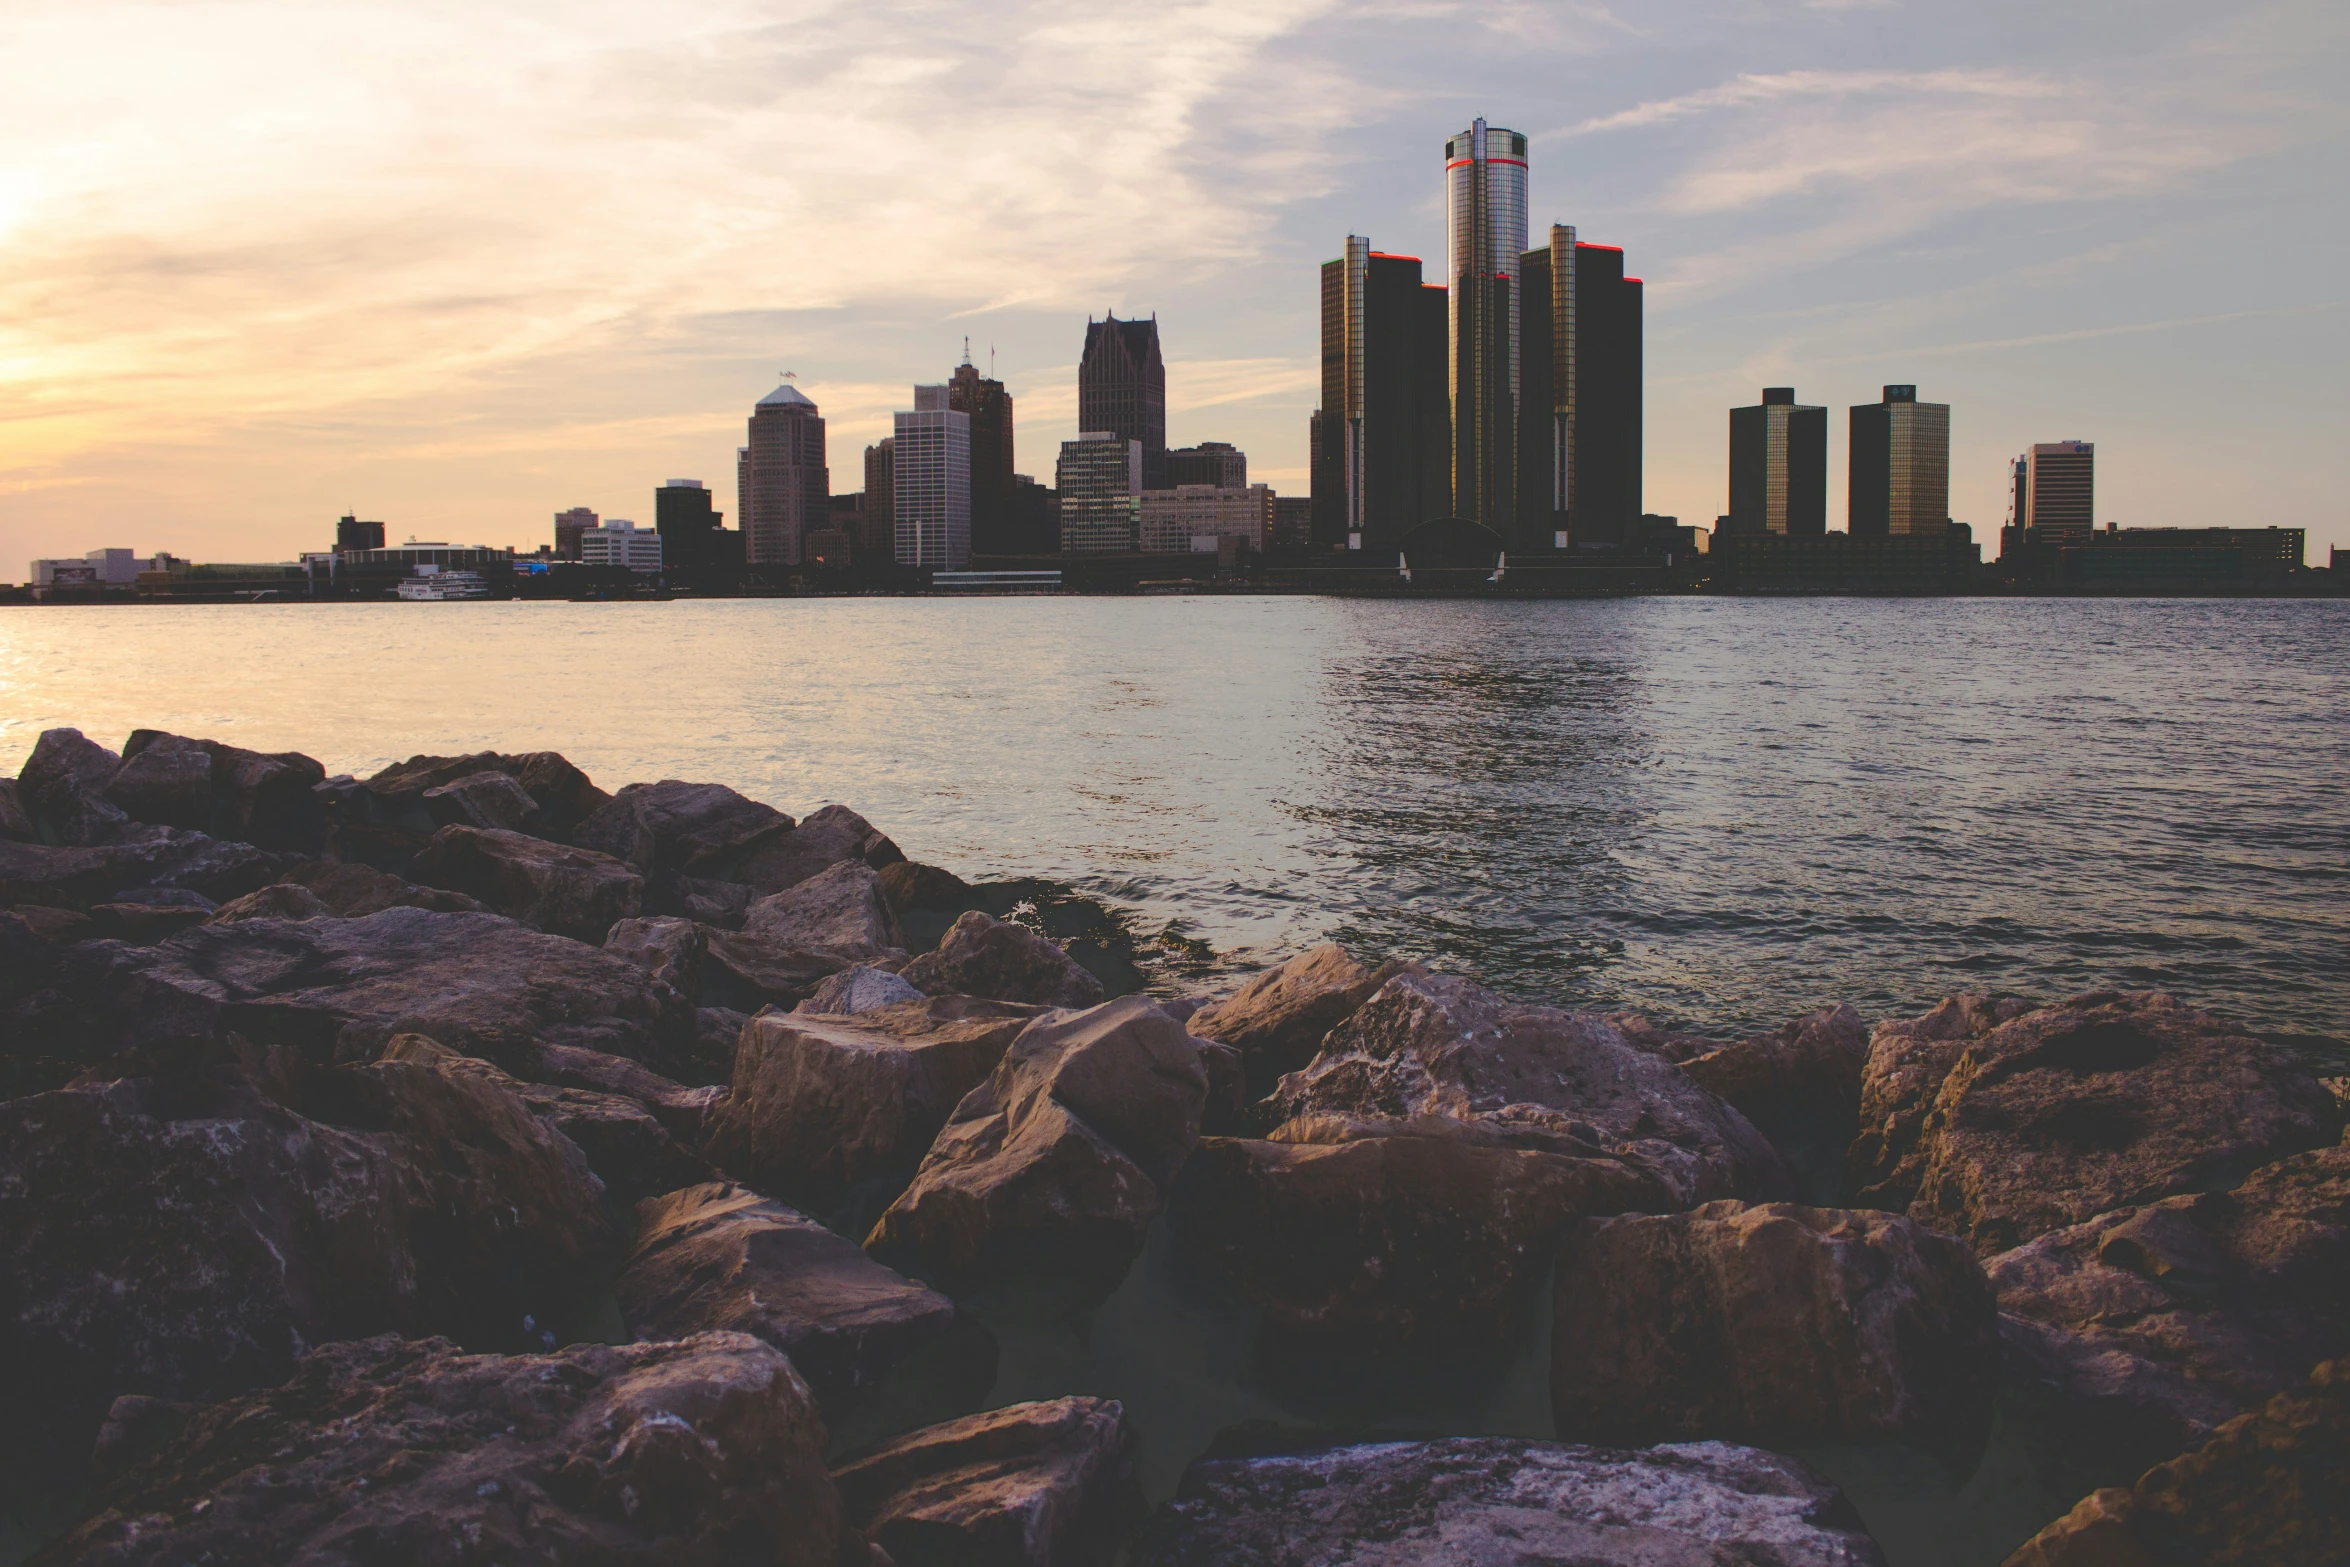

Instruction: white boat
[395,571,490,601]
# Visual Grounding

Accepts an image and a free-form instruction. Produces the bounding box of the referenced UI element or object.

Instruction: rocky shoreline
[2,726,2343,1565]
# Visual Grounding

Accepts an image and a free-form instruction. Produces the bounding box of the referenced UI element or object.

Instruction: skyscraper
[1316,236,1449,554]
[553,507,597,560]
[893,386,970,569]
[947,353,1016,556]
[2017,441,2095,539]
[1518,227,1642,551]
[1445,118,1529,528]
[654,479,720,570]
[1078,314,1166,489]
[1849,386,1950,537]
[862,438,896,559]
[740,382,829,566]
[1056,432,1142,553]
[1728,388,1827,536]
[1166,442,1247,489]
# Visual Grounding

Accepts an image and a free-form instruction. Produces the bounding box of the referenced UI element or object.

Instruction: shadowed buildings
[1079,314,1166,491]
[862,438,896,560]
[1166,442,1247,489]
[553,507,596,561]
[1316,237,1449,556]
[654,480,723,570]
[1446,117,1529,530]
[1728,388,1827,537]
[1056,432,1141,553]
[336,516,385,555]
[739,381,829,567]
[1519,227,1642,551]
[1849,386,1949,537]
[947,354,1017,556]
[893,385,970,569]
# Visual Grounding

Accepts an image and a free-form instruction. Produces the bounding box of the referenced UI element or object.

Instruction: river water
[3,594,2345,1563]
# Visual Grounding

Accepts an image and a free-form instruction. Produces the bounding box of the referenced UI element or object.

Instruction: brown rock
[17,727,126,844]
[0,778,35,841]
[573,779,795,881]
[744,859,908,961]
[280,856,488,915]
[0,827,288,913]
[1172,1125,1667,1351]
[732,802,892,894]
[900,910,1106,1009]
[702,924,854,1010]
[8,902,91,942]
[421,768,541,831]
[356,750,611,839]
[1677,1002,1868,1122]
[1845,993,2045,1210]
[411,823,644,941]
[33,1332,853,1567]
[878,860,973,915]
[1275,971,1797,1207]
[704,996,1041,1213]
[867,997,1206,1291]
[833,1397,1142,1567]
[526,1040,728,1141]
[1549,1200,2000,1466]
[2002,1358,2350,1567]
[605,914,709,1001]
[87,895,215,944]
[208,882,333,922]
[100,733,213,830]
[619,1183,993,1428]
[1188,943,1421,1098]
[110,729,329,851]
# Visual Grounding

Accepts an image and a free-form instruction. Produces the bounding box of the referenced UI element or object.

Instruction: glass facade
[1055,433,1142,554]
[1445,118,1527,528]
[892,399,971,569]
[742,384,829,567]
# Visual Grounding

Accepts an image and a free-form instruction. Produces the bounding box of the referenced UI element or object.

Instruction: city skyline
[1,2,2341,574]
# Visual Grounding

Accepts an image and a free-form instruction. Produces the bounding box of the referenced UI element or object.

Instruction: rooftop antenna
[780,369,797,381]
[961,335,972,367]
[989,344,996,377]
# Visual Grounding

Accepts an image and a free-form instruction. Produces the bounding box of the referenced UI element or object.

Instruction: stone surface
[704,997,1041,1213]
[1853,991,2341,1255]
[0,827,288,912]
[800,963,927,1016]
[879,859,973,914]
[17,726,127,844]
[421,768,541,832]
[900,910,1106,1010]
[1173,1124,1668,1350]
[1992,1136,2350,1449]
[702,924,855,1010]
[411,823,644,941]
[1275,971,1797,1208]
[208,882,333,922]
[833,1397,1141,1567]
[0,778,34,841]
[868,997,1206,1290]
[526,1040,727,1141]
[112,729,329,851]
[1188,943,1420,1098]
[732,801,895,894]
[33,1332,852,1567]
[1683,1004,1868,1134]
[99,733,213,831]
[2001,1358,2350,1567]
[355,750,611,840]
[619,1183,992,1427]
[605,914,709,1002]
[280,856,489,916]
[574,779,795,885]
[744,858,907,961]
[1550,1201,2000,1466]
[1845,994,2064,1211]
[1132,1435,1887,1567]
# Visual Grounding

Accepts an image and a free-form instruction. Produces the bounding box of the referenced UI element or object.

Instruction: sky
[1,0,2345,572]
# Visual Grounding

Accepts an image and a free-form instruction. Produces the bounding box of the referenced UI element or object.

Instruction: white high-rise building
[894,385,971,569]
[577,517,663,573]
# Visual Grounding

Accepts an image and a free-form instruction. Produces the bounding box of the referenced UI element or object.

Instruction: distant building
[1056,432,1142,554]
[862,439,896,559]
[1316,237,1449,556]
[1728,388,1827,537]
[553,507,597,560]
[654,480,723,572]
[1009,474,1059,555]
[894,385,971,569]
[947,355,1017,555]
[2006,524,2306,591]
[1446,118,1530,530]
[29,549,179,587]
[336,516,386,555]
[1079,314,1166,489]
[1271,495,1313,551]
[1165,442,1247,489]
[578,518,663,573]
[1138,483,1272,554]
[1520,227,1643,551]
[2017,441,2095,541]
[804,526,857,568]
[1849,386,1951,537]
[741,381,830,567]
[341,540,515,576]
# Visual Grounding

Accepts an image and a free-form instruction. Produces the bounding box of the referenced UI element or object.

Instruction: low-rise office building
[1137,483,1272,554]
[578,519,663,573]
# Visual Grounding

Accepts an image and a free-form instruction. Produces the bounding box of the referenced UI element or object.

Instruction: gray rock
[798,963,925,1017]
[605,915,708,1002]
[743,859,907,962]
[354,750,611,839]
[731,801,895,894]
[0,778,35,842]
[900,910,1105,1010]
[1132,1435,1887,1567]
[421,769,541,832]
[701,924,853,1010]
[573,779,794,883]
[111,729,328,851]
[0,827,288,911]
[410,824,644,942]
[208,883,334,923]
[279,858,489,916]
[17,727,127,844]
[101,733,213,830]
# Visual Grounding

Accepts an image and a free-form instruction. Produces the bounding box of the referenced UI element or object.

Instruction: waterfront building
[1271,495,1313,551]
[1165,442,1247,489]
[1518,226,1642,551]
[29,549,180,586]
[1316,236,1449,555]
[1137,483,1273,554]
[862,438,896,559]
[948,354,1018,556]
[341,540,515,576]
[893,386,971,569]
[1056,432,1142,554]
[1727,388,1827,536]
[1009,474,1060,555]
[2016,441,2095,540]
[336,516,386,555]
[1849,386,1950,537]
[1079,314,1167,490]
[553,506,597,560]
[578,518,663,573]
[1445,118,1530,530]
[654,480,721,570]
[740,381,830,567]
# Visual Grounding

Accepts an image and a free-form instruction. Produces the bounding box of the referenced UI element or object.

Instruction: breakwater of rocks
[2,726,2343,1565]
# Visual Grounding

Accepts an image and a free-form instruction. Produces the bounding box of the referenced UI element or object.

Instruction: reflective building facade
[1518,227,1642,551]
[1316,236,1450,555]
[1849,385,1950,537]
[1445,118,1528,529]
[1728,387,1827,537]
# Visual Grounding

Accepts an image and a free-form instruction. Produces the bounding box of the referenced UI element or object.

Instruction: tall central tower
[1445,117,1528,529]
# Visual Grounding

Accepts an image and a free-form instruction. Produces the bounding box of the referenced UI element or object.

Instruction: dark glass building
[1444,118,1529,530]
[1078,314,1166,490]
[1165,442,1246,489]
[654,480,721,570]
[1848,385,1949,537]
[1314,237,1449,556]
[1518,227,1642,552]
[947,356,1017,555]
[861,438,895,559]
[1728,388,1826,536]
[335,515,385,555]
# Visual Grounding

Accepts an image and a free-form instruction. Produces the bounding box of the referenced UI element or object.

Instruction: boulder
[704,996,1041,1214]
[867,997,1206,1291]
[355,750,611,838]
[1274,972,1797,1208]
[732,802,899,894]
[833,1397,1141,1567]
[208,883,332,922]
[0,778,34,841]
[619,1184,993,1428]
[0,826,288,912]
[88,893,216,944]
[7,902,90,942]
[743,859,907,961]
[112,729,328,851]
[878,860,973,915]
[2002,1358,2349,1567]
[1188,943,1419,1098]
[1992,1136,2350,1450]
[88,906,704,1078]
[606,914,709,1002]
[697,1006,751,1076]
[1550,1201,2000,1466]
[17,726,126,844]
[421,768,541,831]
[33,1332,852,1567]
[1172,1124,1668,1351]
[279,856,488,916]
[1857,992,2341,1255]
[1131,1434,1887,1567]
[1676,1003,1868,1131]
[574,779,795,884]
[410,824,643,941]
[1845,993,2053,1210]
[800,963,926,1016]
[100,733,213,830]
[526,1040,728,1142]
[703,924,856,1010]
[901,911,1106,1010]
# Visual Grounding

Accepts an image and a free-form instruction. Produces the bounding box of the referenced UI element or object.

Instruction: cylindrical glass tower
[1445,118,1528,528]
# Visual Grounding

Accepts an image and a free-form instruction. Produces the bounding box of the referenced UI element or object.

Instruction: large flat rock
[410,824,643,941]
[1187,943,1419,1098]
